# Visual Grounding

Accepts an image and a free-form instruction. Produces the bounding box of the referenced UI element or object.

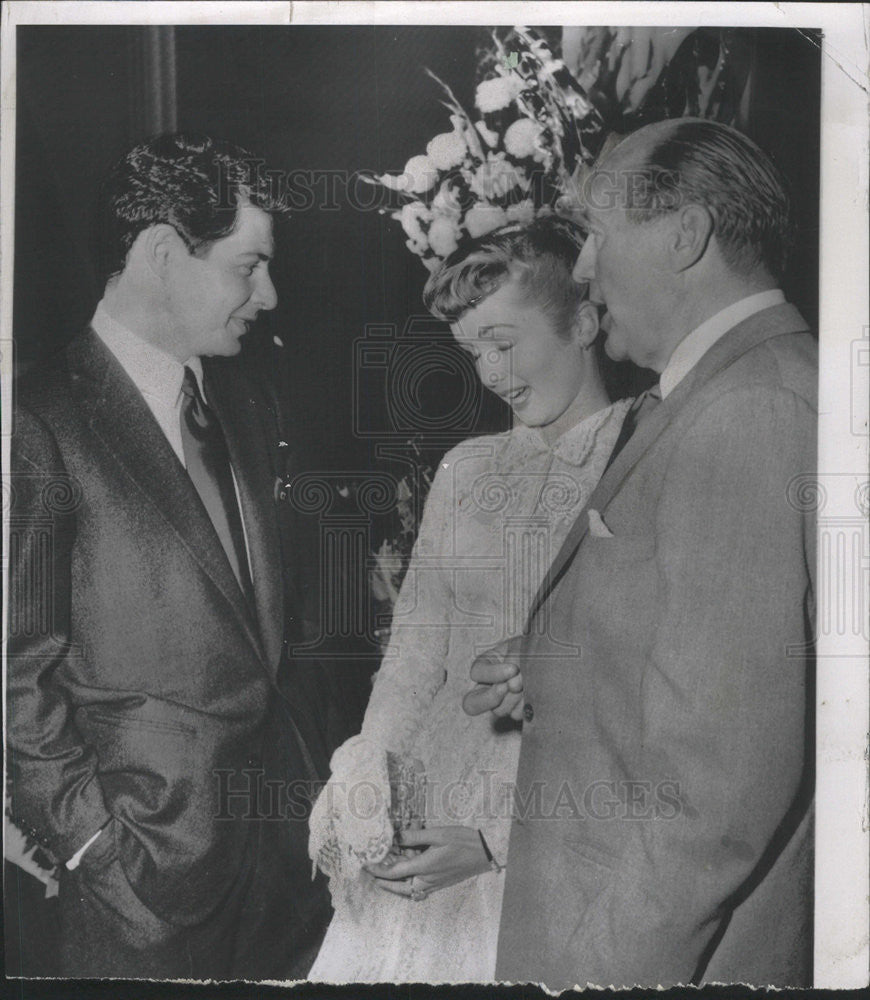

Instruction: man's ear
[572,299,601,348]
[141,223,188,277]
[670,204,714,272]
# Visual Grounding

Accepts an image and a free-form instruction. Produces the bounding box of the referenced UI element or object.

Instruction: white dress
[307,400,631,983]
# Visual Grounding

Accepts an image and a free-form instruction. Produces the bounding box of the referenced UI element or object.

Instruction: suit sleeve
[7,406,112,864]
[566,385,816,986]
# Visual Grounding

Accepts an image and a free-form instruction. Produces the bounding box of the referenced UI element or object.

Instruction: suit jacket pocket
[75,815,120,876]
[76,705,198,823]
[86,709,196,738]
[75,703,244,926]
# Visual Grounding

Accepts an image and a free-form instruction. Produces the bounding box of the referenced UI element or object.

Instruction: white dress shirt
[92,301,204,463]
[659,289,786,399]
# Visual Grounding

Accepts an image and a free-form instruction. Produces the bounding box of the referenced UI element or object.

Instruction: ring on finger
[409,876,429,902]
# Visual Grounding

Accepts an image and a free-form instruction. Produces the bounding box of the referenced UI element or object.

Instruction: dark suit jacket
[497,304,817,989]
[7,329,333,970]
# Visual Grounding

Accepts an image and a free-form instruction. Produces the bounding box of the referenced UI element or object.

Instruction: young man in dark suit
[7,133,337,979]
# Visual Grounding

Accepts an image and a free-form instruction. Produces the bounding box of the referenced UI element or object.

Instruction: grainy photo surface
[2,2,867,994]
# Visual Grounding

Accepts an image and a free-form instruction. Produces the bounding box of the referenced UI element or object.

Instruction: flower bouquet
[363,27,607,270]
[364,25,755,272]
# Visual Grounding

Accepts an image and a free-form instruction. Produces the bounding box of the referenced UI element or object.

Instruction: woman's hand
[365,826,492,899]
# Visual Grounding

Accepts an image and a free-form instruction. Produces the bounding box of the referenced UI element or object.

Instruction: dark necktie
[606,383,662,468]
[180,366,254,605]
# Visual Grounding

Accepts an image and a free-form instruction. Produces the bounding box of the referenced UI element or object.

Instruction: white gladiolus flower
[369,28,615,272]
[380,154,438,195]
[464,203,508,239]
[431,183,463,221]
[426,130,467,170]
[505,200,536,224]
[475,74,523,113]
[377,153,438,194]
[399,201,432,245]
[406,236,429,256]
[376,171,410,192]
[427,216,460,258]
[468,157,529,200]
[403,154,439,193]
[474,120,500,148]
[504,117,546,160]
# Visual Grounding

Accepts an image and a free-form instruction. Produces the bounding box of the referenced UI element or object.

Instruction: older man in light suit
[466,119,817,988]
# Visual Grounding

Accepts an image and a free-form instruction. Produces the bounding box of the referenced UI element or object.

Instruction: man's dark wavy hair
[95,132,288,283]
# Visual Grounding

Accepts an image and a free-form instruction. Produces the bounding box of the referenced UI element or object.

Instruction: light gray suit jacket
[496,303,817,989]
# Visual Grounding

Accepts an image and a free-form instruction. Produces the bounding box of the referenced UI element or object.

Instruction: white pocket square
[587,509,614,538]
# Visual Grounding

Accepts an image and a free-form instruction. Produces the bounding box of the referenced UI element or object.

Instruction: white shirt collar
[91,301,205,403]
[659,289,785,399]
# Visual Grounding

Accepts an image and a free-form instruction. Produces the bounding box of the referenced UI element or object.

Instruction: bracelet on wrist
[477,829,503,873]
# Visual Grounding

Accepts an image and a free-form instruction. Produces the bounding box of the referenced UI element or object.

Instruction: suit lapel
[204,358,285,674]
[526,303,811,627]
[68,330,267,663]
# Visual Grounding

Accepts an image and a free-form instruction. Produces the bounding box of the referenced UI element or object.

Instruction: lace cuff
[308,736,393,882]
[308,736,427,915]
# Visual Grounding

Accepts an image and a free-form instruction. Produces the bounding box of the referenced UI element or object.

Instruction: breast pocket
[572,531,660,643]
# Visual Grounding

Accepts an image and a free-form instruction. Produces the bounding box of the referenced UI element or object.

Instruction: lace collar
[503,398,633,468]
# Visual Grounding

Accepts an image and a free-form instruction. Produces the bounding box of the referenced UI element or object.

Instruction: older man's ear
[669,203,715,272]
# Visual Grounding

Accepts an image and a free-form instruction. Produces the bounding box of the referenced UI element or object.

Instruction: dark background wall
[14,26,821,475]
